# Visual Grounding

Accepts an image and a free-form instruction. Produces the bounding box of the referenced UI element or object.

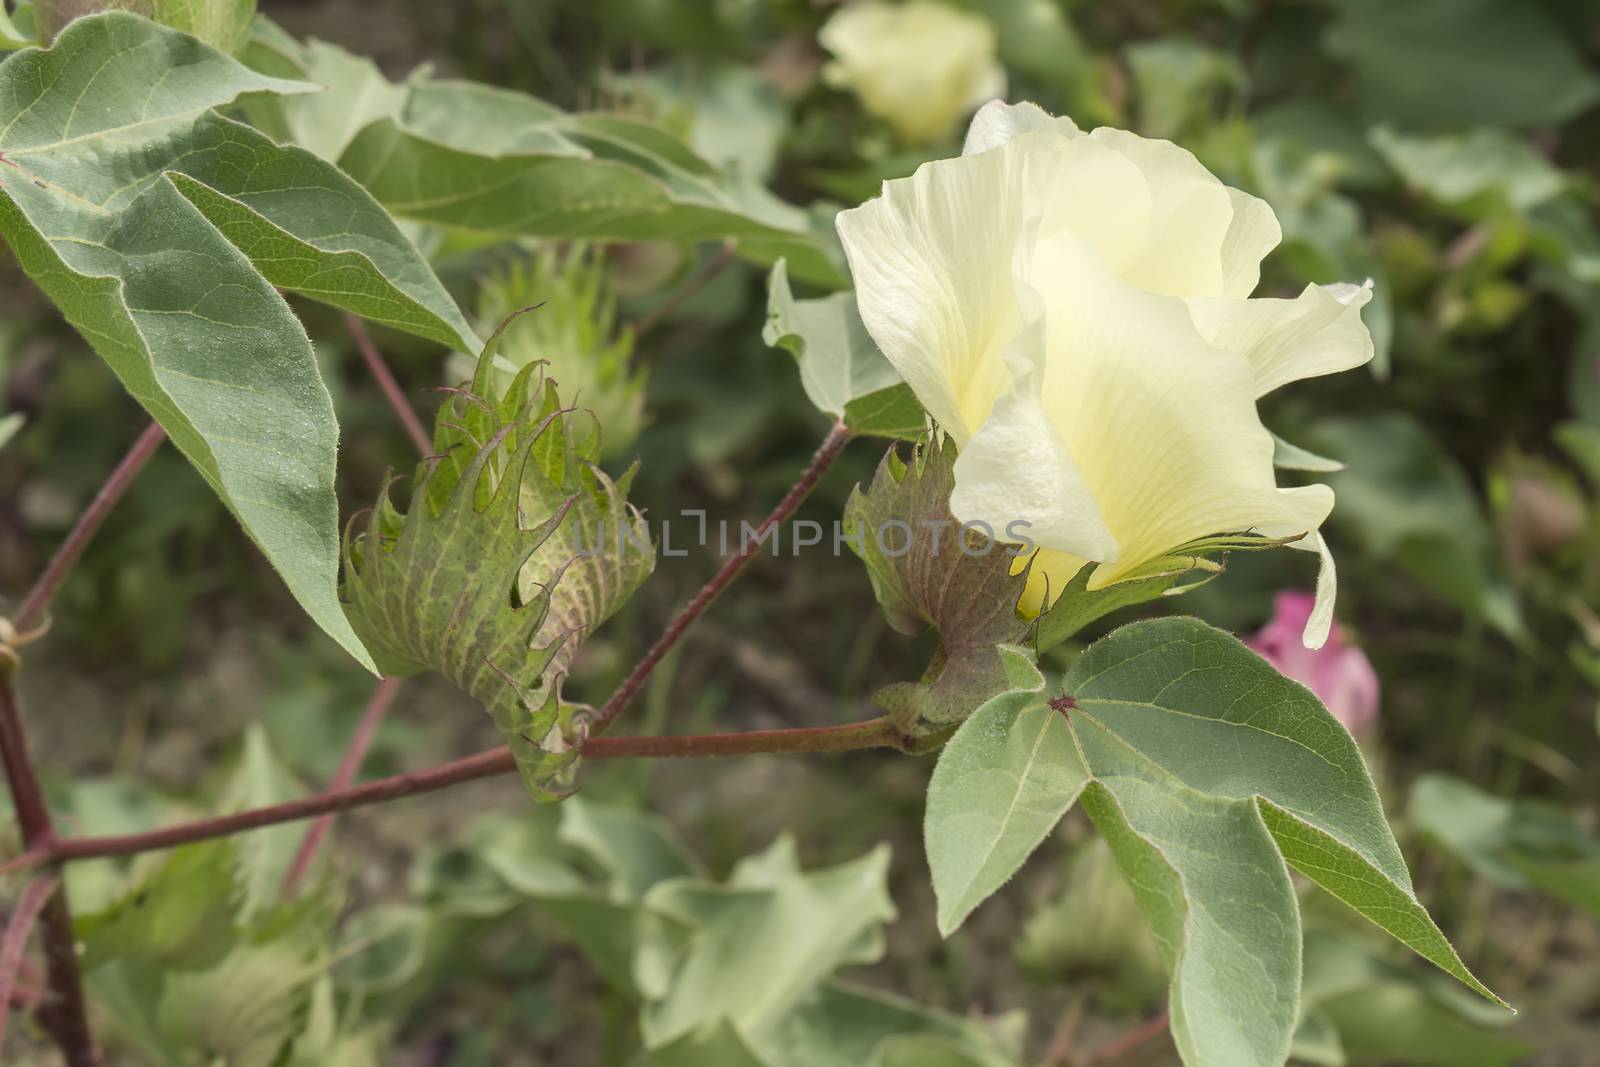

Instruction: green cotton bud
[453,245,646,462]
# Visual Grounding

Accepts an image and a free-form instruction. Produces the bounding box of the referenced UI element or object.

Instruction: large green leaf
[0,13,480,668]
[762,259,911,436]
[925,617,1504,1067]
[332,77,844,285]
[925,651,1088,935]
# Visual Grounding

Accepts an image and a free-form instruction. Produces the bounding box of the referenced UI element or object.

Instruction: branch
[588,419,851,736]
[1078,1010,1171,1066]
[0,876,58,1050]
[5,716,931,869]
[11,419,165,635]
[0,675,95,1065]
[280,677,402,897]
[631,239,737,341]
[346,313,432,456]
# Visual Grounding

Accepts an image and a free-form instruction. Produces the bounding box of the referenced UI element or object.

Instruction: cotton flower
[1247,592,1379,736]
[836,100,1375,647]
[820,1,1005,146]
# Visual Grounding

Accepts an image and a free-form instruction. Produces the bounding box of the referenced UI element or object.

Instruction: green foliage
[1411,774,1600,920]
[843,441,1032,731]
[925,617,1503,1067]
[458,244,647,461]
[150,0,254,54]
[1293,925,1529,1067]
[241,32,845,287]
[375,799,1024,1066]
[341,328,653,799]
[762,258,919,439]
[0,13,481,670]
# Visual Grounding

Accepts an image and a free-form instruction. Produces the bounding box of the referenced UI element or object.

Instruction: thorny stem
[0,675,95,1066]
[0,876,59,1049]
[588,419,852,737]
[1,716,942,869]
[11,419,165,636]
[346,313,433,456]
[280,677,403,897]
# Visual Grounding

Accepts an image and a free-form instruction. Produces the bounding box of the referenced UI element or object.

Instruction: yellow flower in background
[836,101,1375,648]
[820,1,1005,146]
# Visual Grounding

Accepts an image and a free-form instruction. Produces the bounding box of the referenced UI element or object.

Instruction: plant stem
[588,419,851,737]
[0,674,95,1066]
[12,420,165,635]
[7,716,926,869]
[346,313,432,456]
[1079,1010,1170,1066]
[0,876,58,1049]
[630,239,737,340]
[280,677,402,897]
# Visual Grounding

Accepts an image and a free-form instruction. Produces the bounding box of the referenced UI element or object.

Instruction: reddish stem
[280,677,402,897]
[0,876,58,1050]
[588,419,851,736]
[346,313,432,456]
[0,676,95,1065]
[5,715,921,869]
[1079,1010,1171,1066]
[12,420,165,635]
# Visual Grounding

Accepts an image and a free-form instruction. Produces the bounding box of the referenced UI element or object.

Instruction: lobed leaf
[0,13,480,669]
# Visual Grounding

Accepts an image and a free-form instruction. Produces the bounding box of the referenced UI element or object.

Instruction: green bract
[925,616,1505,1067]
[341,324,653,800]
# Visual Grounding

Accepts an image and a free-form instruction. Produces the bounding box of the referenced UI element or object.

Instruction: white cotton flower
[820,1,1005,146]
[836,100,1376,649]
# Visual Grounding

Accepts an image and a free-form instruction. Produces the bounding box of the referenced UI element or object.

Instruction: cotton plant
[0,10,1513,1067]
[808,99,1506,1067]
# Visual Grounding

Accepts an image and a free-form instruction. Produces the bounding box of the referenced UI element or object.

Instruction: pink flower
[1246,592,1379,737]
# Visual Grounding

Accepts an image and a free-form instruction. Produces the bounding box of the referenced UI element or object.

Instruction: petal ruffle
[1186,281,1375,397]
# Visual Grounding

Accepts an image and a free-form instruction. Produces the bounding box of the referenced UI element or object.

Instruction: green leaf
[762,259,906,431]
[0,1,35,50]
[925,617,1504,1067]
[925,653,1088,935]
[341,338,654,799]
[0,13,480,670]
[1081,777,1300,1067]
[1410,773,1600,919]
[1371,126,1567,218]
[639,837,896,1053]
[1328,0,1600,130]
[557,797,700,902]
[842,385,926,442]
[223,725,308,918]
[844,441,1032,730]
[335,77,845,285]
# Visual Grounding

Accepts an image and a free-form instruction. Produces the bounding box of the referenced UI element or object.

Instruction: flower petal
[1220,187,1282,298]
[1299,531,1337,651]
[1085,128,1235,298]
[1018,231,1334,588]
[837,135,1044,442]
[963,99,1080,155]
[949,315,1118,564]
[1186,281,1375,397]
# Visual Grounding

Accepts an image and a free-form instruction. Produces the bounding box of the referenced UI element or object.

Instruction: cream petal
[837,137,1047,443]
[1299,531,1338,650]
[1017,231,1334,588]
[1220,187,1282,298]
[949,315,1118,563]
[963,99,1080,155]
[1085,128,1234,298]
[1186,280,1375,398]
[1025,135,1154,282]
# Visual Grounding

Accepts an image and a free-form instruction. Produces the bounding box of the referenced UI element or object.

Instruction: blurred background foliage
[3,0,1600,1063]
